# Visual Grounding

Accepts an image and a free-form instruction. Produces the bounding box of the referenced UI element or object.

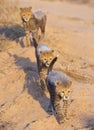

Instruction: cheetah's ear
[29,7,32,10]
[69,81,72,86]
[55,80,60,86]
[20,8,23,11]
[51,50,54,53]
[39,49,42,54]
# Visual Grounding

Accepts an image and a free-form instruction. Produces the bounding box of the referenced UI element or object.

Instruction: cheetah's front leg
[54,97,65,124]
[36,78,47,91]
[25,31,31,47]
[63,100,69,120]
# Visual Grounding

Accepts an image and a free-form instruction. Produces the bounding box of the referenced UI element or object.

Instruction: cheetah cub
[32,37,58,91]
[46,57,72,124]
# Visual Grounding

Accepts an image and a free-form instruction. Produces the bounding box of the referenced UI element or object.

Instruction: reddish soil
[0,0,94,130]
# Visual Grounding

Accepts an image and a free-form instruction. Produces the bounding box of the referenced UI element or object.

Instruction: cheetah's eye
[50,57,52,60]
[56,81,59,85]
[68,90,71,93]
[44,59,47,61]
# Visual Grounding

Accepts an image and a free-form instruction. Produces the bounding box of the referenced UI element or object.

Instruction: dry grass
[64,0,92,4]
[0,0,20,26]
[0,0,23,51]
[0,35,16,52]
[41,0,94,5]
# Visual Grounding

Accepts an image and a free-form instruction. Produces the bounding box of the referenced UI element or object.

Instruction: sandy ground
[0,0,94,130]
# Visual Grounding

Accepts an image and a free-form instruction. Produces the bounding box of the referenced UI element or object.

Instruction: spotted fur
[20,7,47,46]
[32,38,57,91]
[46,67,72,123]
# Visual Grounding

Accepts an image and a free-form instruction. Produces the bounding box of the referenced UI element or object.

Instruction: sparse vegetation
[41,0,94,5]
[0,0,23,51]
[0,0,20,26]
[65,0,93,4]
[0,0,94,129]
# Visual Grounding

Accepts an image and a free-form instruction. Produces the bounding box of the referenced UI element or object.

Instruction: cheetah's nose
[64,96,69,100]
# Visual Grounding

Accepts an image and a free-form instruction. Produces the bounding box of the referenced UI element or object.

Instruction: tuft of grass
[0,35,13,51]
[0,0,24,51]
[65,0,90,4]
[41,0,93,5]
[0,0,20,26]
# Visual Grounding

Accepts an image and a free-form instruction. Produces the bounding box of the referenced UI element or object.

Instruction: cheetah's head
[20,7,32,22]
[55,80,72,101]
[39,50,55,67]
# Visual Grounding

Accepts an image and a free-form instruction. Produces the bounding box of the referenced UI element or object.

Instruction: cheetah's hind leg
[36,79,47,91]
[40,79,47,91]
[47,101,53,114]
[63,100,70,120]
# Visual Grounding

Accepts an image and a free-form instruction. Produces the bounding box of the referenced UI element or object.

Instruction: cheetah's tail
[31,37,38,48]
[47,55,59,75]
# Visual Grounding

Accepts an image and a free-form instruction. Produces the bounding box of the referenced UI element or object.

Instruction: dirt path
[0,0,94,130]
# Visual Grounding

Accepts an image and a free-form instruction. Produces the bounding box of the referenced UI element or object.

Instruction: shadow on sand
[13,54,49,114]
[0,24,27,48]
[77,117,94,130]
